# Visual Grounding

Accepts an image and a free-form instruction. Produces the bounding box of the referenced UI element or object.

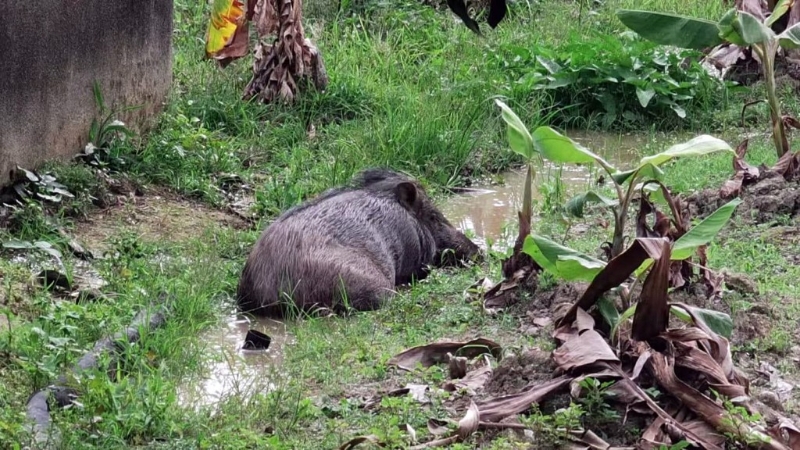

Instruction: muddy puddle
[440,131,677,248]
[177,311,292,410]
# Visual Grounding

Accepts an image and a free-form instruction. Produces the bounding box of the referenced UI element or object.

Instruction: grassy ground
[1,0,799,448]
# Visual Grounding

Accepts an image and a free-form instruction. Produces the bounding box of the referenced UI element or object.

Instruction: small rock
[757,390,785,412]
[532,317,553,328]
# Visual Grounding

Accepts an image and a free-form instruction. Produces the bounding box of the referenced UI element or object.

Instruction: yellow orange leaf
[205,0,246,58]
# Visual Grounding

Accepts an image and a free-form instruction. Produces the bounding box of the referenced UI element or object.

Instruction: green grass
[2,0,800,448]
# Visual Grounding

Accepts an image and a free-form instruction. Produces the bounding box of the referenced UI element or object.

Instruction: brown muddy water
[177,310,292,410]
[181,131,689,408]
[438,131,676,248]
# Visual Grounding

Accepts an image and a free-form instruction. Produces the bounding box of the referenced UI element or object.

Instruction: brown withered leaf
[477,375,572,422]
[719,173,745,199]
[721,138,761,198]
[632,239,671,341]
[457,400,480,441]
[647,351,791,450]
[738,0,767,21]
[553,328,619,372]
[767,420,800,449]
[483,269,527,312]
[427,418,452,437]
[704,43,745,70]
[772,148,800,178]
[242,0,327,103]
[557,237,671,327]
[214,20,251,68]
[783,115,800,130]
[670,302,734,376]
[387,338,502,372]
[338,434,385,449]
[386,384,431,404]
[443,364,493,393]
[566,428,636,449]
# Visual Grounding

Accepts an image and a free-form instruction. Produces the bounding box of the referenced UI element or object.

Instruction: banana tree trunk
[244,0,328,103]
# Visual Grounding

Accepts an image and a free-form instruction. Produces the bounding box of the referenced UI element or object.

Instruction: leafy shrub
[493,31,729,130]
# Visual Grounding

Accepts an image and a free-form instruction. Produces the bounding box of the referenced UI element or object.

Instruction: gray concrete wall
[0,0,173,186]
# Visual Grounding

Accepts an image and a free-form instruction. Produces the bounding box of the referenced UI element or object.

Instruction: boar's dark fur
[236,168,480,318]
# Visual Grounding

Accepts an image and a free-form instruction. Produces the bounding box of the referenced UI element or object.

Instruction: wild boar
[236,168,480,317]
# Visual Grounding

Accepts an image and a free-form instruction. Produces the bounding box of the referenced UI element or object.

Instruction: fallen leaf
[427,418,452,437]
[338,435,385,450]
[477,375,572,422]
[648,350,788,450]
[443,364,492,393]
[388,338,502,371]
[553,324,619,372]
[457,400,480,441]
[387,384,431,404]
[567,429,615,449]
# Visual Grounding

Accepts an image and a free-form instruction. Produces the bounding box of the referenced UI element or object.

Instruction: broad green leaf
[634,198,742,275]
[610,163,664,185]
[778,22,800,49]
[732,11,775,45]
[532,126,615,170]
[3,239,34,250]
[522,235,557,275]
[670,104,687,119]
[18,167,39,182]
[34,242,63,259]
[616,10,724,50]
[636,87,656,108]
[495,100,535,159]
[522,235,606,281]
[536,56,562,74]
[671,304,733,339]
[672,198,742,260]
[555,255,607,282]
[611,304,637,339]
[565,191,618,218]
[639,135,733,167]
[597,296,621,331]
[669,305,691,322]
[205,0,245,57]
[767,0,792,27]
[718,8,746,46]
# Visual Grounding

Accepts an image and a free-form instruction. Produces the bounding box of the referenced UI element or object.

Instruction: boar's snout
[430,220,482,267]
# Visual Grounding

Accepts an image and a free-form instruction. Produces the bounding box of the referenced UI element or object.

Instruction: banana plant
[494,100,541,276]
[494,102,738,284]
[616,3,800,158]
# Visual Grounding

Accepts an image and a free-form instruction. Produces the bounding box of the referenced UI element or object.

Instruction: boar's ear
[395,181,419,211]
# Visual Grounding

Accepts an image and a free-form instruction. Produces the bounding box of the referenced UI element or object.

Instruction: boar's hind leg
[331,270,395,314]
